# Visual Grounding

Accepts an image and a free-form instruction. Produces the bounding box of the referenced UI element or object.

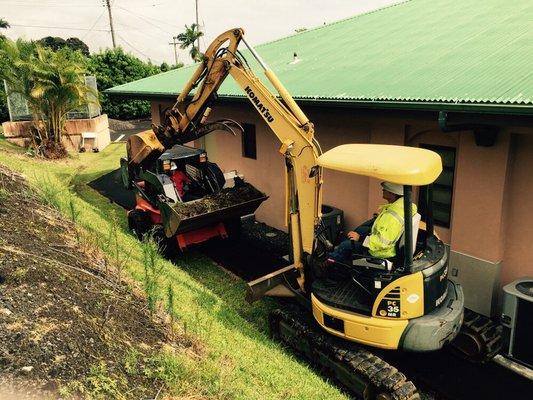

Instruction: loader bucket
[158,195,268,238]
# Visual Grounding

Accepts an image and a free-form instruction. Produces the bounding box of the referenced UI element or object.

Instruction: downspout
[438,111,500,147]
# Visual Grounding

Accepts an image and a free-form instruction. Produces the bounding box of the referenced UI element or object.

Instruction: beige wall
[502,134,533,285]
[151,99,533,312]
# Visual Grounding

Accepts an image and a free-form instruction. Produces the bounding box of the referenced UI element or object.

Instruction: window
[418,144,456,228]
[241,123,257,159]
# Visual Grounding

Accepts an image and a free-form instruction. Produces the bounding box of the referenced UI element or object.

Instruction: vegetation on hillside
[0,165,203,398]
[0,139,348,399]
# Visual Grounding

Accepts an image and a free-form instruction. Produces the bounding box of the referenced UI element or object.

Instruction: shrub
[0,39,95,157]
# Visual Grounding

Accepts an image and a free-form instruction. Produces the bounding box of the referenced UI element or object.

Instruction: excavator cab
[310,144,465,351]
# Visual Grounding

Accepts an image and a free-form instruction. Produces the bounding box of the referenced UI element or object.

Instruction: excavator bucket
[127,130,165,165]
[158,195,268,238]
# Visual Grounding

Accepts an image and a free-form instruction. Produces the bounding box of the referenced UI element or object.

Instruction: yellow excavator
[126,28,501,399]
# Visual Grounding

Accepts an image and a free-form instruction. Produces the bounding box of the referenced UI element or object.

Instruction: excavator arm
[128,28,323,291]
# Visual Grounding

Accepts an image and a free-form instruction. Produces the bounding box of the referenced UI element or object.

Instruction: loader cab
[310,144,463,351]
[121,143,226,205]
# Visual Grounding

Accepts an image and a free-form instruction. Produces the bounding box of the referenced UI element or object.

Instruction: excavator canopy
[317,144,442,185]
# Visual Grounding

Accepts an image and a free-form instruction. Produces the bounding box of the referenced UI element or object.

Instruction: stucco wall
[2,114,110,152]
[502,133,533,285]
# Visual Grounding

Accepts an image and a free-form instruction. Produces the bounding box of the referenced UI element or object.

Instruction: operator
[169,162,191,201]
[327,182,417,264]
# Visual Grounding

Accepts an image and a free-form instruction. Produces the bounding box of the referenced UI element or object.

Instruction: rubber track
[269,306,420,400]
[456,308,502,363]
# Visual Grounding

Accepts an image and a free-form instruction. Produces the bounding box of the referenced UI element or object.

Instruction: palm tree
[0,39,97,157]
[31,47,97,150]
[0,18,9,39]
[176,23,204,62]
[0,39,44,125]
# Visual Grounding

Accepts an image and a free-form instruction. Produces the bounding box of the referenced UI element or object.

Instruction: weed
[34,173,64,209]
[0,187,8,203]
[60,361,126,400]
[68,197,81,244]
[141,234,163,316]
[9,267,27,283]
[167,283,176,338]
[86,362,126,399]
[124,349,140,376]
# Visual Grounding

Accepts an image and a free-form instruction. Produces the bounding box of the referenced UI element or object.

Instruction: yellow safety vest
[368,197,417,259]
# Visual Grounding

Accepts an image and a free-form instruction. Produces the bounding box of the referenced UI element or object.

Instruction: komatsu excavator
[129,28,501,399]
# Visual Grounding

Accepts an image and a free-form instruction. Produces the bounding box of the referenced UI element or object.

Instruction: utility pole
[169,36,179,65]
[104,0,116,48]
[195,0,200,54]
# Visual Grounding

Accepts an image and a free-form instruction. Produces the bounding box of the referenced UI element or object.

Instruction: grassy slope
[0,140,348,400]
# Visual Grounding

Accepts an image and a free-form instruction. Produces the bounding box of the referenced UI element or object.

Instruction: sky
[0,0,398,65]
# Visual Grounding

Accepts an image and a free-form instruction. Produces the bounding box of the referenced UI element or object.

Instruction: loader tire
[225,217,242,241]
[128,209,151,240]
[151,225,181,260]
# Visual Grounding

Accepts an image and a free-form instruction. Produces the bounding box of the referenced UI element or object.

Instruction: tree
[0,18,9,41]
[37,36,90,56]
[37,36,67,52]
[66,38,90,57]
[159,61,182,72]
[176,23,204,62]
[0,19,10,121]
[88,47,161,120]
[0,39,96,157]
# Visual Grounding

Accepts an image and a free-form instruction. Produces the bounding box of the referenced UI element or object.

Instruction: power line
[81,8,107,41]
[114,5,175,35]
[0,1,99,7]
[10,23,109,32]
[114,22,162,40]
[116,32,152,60]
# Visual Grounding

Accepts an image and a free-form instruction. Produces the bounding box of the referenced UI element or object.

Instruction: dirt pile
[0,166,193,399]
[107,119,138,131]
[174,182,266,219]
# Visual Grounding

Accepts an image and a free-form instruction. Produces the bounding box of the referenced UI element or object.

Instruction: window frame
[241,122,257,160]
[418,144,456,228]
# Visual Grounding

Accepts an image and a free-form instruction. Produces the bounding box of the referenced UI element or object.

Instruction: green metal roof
[106,0,533,114]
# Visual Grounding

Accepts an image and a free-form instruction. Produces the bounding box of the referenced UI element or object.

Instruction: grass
[0,139,348,400]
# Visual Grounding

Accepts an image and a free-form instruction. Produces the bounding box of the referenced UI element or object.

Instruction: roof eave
[104,90,533,116]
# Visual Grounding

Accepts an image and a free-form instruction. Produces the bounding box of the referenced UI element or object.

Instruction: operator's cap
[381,181,404,196]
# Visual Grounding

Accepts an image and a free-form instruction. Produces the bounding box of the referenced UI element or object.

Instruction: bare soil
[173,182,265,219]
[0,166,189,398]
[108,119,150,132]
